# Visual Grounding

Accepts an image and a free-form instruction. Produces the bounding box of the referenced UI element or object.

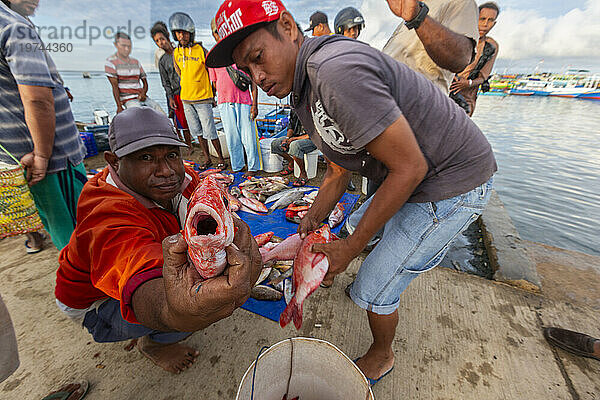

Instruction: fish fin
[279,297,302,329]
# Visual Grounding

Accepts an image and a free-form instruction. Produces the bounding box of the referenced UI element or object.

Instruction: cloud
[492,0,600,59]
[357,0,600,61]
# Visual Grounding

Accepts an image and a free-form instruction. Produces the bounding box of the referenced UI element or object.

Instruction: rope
[285,338,294,396]
[0,143,22,166]
[250,346,269,400]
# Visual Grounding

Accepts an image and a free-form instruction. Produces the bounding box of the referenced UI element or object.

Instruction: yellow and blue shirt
[174,43,213,102]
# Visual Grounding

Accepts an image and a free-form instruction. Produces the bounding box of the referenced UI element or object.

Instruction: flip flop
[25,239,43,254]
[280,165,294,176]
[292,177,308,187]
[543,327,600,361]
[353,358,394,387]
[41,381,89,400]
[216,162,228,171]
[198,161,213,171]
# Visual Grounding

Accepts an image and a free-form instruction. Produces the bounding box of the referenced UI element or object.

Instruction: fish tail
[279,298,303,329]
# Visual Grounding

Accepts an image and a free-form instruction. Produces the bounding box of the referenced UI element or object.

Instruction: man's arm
[139,77,148,101]
[16,84,55,185]
[298,160,350,238]
[386,0,474,73]
[132,218,262,332]
[107,77,124,113]
[313,116,428,280]
[250,82,258,119]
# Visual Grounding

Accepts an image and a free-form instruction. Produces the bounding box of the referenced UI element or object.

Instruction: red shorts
[172,94,188,130]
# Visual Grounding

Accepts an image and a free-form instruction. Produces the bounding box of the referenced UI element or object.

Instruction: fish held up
[183,175,235,279]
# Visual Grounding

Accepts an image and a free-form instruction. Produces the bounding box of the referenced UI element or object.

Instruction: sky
[29,0,600,74]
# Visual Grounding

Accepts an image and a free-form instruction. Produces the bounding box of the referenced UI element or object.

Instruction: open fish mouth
[192,212,218,236]
[188,204,223,238]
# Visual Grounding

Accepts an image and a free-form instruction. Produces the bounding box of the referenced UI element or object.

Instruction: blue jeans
[271,137,317,159]
[218,102,260,172]
[348,177,493,315]
[124,97,166,115]
[183,102,218,140]
[82,298,190,344]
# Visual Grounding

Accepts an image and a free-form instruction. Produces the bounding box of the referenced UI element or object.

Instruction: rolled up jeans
[82,298,190,344]
[0,294,19,383]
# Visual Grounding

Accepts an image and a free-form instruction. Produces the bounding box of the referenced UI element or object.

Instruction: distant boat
[82,72,91,79]
[577,91,600,101]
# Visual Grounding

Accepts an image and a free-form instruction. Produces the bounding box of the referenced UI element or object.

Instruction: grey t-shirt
[158,52,180,98]
[291,36,497,203]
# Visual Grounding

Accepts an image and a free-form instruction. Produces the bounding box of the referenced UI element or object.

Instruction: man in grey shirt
[207,0,496,385]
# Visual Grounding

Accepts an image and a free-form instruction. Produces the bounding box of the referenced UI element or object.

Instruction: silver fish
[242,188,257,200]
[269,191,305,212]
[254,267,272,286]
[269,267,293,286]
[265,187,313,205]
[251,285,283,301]
[230,186,242,198]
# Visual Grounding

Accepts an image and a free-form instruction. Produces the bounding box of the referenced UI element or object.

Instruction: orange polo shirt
[55,165,200,323]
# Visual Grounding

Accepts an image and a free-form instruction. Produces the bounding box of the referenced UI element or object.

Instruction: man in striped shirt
[105,32,164,115]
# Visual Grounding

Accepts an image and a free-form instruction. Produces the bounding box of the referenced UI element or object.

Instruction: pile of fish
[251,225,338,330]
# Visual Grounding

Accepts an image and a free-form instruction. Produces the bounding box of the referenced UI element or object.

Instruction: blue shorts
[348,177,493,315]
[182,101,218,140]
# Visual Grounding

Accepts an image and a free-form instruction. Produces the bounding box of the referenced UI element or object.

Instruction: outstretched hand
[159,217,261,332]
[386,0,420,21]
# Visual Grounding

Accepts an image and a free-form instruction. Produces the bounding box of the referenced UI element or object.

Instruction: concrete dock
[1,231,598,399]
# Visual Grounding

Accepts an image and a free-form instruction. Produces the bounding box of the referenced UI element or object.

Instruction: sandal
[42,381,89,400]
[292,177,308,187]
[280,165,294,176]
[216,162,228,171]
[198,161,213,171]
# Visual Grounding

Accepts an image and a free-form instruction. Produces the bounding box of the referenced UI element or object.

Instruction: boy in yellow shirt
[169,12,226,170]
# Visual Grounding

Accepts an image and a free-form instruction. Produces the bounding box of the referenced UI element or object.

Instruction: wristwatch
[405,1,429,30]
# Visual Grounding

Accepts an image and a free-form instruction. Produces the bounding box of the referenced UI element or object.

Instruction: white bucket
[293,149,320,180]
[209,130,230,159]
[259,138,284,173]
[236,337,374,400]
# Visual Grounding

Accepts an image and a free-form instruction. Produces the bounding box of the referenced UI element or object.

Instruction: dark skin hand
[132,217,262,332]
[386,0,474,72]
[308,116,428,283]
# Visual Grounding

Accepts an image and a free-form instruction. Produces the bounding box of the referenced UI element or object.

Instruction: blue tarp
[224,173,360,322]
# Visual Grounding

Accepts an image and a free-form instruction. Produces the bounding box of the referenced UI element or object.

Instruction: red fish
[280,225,337,329]
[183,175,235,279]
[328,201,346,228]
[254,231,275,247]
[239,197,268,213]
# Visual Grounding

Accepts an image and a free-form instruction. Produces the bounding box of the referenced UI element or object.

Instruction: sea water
[61,72,600,258]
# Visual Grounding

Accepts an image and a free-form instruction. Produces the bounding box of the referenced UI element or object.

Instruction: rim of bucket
[236,337,374,400]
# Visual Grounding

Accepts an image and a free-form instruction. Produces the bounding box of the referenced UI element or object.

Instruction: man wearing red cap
[207,0,496,386]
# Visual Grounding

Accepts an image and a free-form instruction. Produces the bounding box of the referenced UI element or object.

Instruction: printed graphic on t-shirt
[311,99,357,155]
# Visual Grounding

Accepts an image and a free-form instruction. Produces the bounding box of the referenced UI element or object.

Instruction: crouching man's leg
[82,298,198,374]
[349,178,493,382]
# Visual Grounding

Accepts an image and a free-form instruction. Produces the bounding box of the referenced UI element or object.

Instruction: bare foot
[243,171,257,178]
[355,347,395,381]
[136,336,199,374]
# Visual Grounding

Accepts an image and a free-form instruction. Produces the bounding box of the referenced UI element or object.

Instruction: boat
[82,72,91,79]
[509,77,551,96]
[508,89,535,96]
[577,91,600,101]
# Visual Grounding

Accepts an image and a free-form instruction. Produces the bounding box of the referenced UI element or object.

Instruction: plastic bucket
[259,138,283,173]
[209,130,230,159]
[294,149,320,180]
[236,337,374,400]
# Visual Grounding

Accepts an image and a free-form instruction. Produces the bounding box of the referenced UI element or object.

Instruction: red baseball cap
[206,0,286,68]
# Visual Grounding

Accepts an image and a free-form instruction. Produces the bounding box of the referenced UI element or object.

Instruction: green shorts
[29,162,87,250]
